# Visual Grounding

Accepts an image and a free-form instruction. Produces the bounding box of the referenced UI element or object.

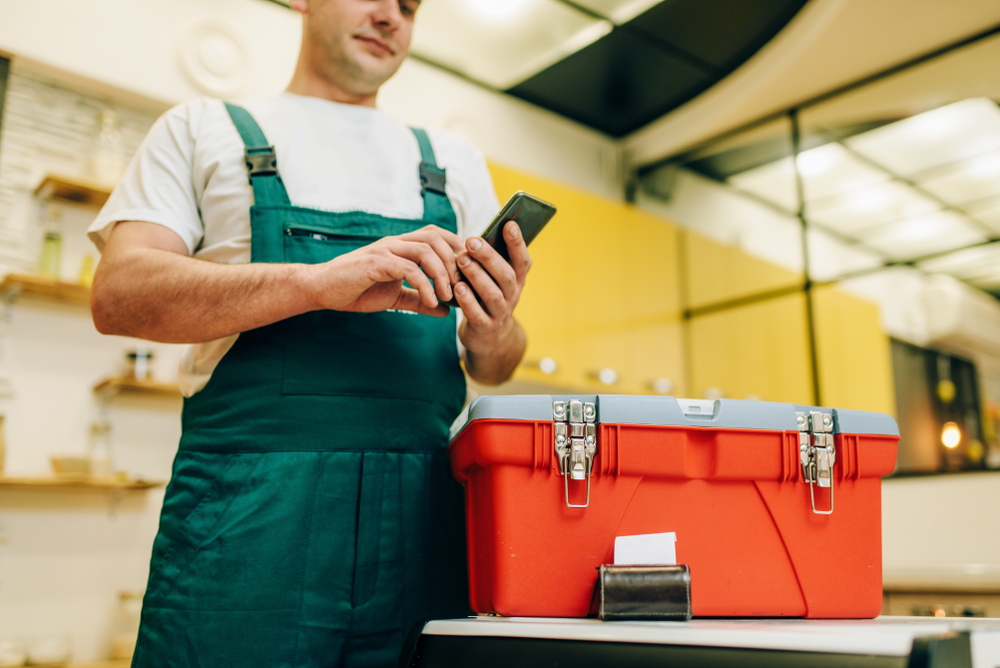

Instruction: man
[88,0,530,665]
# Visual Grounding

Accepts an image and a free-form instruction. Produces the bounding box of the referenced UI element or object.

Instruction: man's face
[299,0,420,96]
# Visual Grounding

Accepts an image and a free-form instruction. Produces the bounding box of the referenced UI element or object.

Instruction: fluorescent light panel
[859,210,986,261]
[968,200,1000,234]
[571,0,664,23]
[797,143,890,203]
[808,180,941,235]
[917,148,1000,206]
[411,0,611,89]
[846,98,1000,177]
[916,243,1000,278]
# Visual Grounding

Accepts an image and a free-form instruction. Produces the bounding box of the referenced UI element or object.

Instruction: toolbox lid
[449,395,899,442]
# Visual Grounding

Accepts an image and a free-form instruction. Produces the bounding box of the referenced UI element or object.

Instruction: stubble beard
[319,32,402,98]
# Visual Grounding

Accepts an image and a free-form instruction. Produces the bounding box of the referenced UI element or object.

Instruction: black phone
[444,190,557,308]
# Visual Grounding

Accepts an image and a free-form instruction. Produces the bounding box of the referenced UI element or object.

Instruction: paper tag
[614,532,677,565]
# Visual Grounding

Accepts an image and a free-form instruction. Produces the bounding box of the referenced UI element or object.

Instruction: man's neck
[286,66,379,108]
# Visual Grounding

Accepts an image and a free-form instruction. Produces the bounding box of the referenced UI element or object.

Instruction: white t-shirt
[88,93,500,396]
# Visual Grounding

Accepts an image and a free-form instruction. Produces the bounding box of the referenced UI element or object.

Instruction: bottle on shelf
[37,206,63,279]
[78,253,96,287]
[88,420,112,478]
[89,109,127,187]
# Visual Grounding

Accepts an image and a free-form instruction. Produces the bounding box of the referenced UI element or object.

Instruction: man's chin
[347,54,405,88]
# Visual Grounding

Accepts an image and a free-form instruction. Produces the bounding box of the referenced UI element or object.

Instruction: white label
[614,532,677,566]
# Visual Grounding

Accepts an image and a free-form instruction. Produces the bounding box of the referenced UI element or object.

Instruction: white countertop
[423,616,1000,661]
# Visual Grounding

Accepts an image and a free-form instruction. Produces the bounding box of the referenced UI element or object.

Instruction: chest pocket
[279,222,441,403]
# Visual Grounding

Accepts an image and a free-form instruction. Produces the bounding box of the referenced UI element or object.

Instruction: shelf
[0,475,165,491]
[34,173,113,208]
[0,272,91,306]
[93,376,183,400]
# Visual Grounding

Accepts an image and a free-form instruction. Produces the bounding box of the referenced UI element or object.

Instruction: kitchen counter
[402,616,1000,668]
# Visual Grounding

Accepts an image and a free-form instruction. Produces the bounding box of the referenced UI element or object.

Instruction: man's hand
[454,221,530,385]
[307,225,465,317]
[92,221,467,343]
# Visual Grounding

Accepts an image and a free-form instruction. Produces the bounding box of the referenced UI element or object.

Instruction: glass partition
[799,32,1000,287]
[637,116,805,311]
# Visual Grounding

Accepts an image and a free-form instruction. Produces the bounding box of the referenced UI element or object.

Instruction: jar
[124,349,154,381]
[26,635,70,665]
[88,420,112,478]
[0,638,26,667]
[0,414,6,475]
[36,207,62,279]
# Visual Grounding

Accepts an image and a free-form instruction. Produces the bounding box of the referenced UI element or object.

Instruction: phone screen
[444,191,557,308]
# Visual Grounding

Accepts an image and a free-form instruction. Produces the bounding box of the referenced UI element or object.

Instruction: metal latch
[798,410,836,515]
[553,400,596,508]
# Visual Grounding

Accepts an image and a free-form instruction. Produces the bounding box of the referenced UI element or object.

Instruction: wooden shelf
[93,376,183,400]
[0,272,91,306]
[34,173,113,208]
[0,475,165,491]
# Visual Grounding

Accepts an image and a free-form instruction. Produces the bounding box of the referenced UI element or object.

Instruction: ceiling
[625,0,1000,167]
[273,0,808,137]
[677,98,1000,295]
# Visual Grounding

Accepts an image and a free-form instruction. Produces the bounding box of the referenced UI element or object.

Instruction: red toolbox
[447,395,899,619]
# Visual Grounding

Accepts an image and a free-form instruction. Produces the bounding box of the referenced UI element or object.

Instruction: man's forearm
[92,245,316,343]
[462,318,527,386]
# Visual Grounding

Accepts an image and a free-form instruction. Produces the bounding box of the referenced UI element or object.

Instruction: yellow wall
[488,162,685,396]
[485,162,896,416]
[813,285,897,416]
[688,292,814,404]
[683,230,803,308]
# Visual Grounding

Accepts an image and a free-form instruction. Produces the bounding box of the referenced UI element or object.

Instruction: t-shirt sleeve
[459,148,500,239]
[87,101,206,254]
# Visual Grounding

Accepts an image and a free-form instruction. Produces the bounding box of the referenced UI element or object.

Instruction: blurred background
[1,0,1000,663]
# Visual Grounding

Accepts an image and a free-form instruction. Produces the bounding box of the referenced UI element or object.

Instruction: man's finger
[456,252,506,318]
[465,236,517,300]
[393,287,449,317]
[389,240,454,302]
[503,221,532,283]
[453,280,490,327]
[383,256,439,309]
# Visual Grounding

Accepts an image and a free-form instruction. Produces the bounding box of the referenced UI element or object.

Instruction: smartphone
[444,190,557,307]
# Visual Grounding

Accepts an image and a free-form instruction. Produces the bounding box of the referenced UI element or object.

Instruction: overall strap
[224,102,291,207]
[410,128,457,228]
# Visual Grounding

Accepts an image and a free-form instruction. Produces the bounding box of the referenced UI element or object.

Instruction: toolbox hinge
[798,410,836,515]
[553,400,597,509]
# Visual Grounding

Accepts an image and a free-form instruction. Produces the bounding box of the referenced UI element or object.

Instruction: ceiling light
[906,105,965,141]
[463,0,532,21]
[797,146,839,177]
[845,187,892,214]
[847,98,1000,176]
[412,0,608,89]
[964,152,1000,180]
[860,211,986,260]
[941,421,961,449]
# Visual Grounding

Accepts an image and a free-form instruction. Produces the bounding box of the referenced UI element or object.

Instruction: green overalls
[132,104,470,668]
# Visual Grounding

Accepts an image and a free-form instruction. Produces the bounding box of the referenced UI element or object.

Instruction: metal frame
[640,22,1000,407]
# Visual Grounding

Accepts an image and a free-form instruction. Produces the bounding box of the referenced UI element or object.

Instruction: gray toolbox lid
[449,395,899,442]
